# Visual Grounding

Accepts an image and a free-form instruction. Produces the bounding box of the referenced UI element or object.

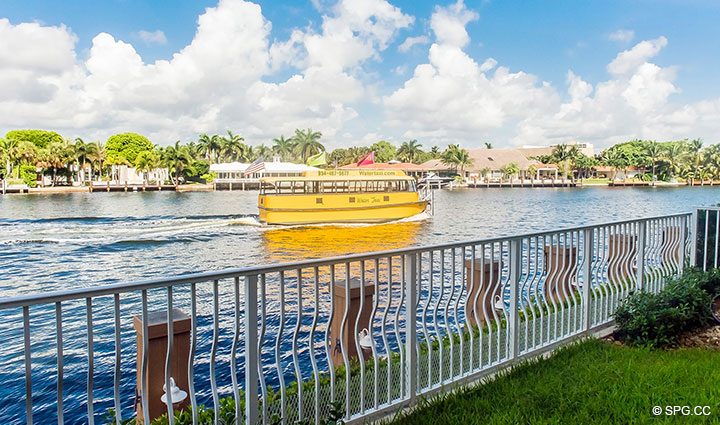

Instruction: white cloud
[1,1,720,150]
[429,0,478,48]
[609,29,635,43]
[398,35,429,52]
[0,0,412,145]
[136,29,167,45]
[385,3,720,148]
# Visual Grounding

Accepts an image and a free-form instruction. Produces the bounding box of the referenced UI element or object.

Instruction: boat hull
[258,193,428,225]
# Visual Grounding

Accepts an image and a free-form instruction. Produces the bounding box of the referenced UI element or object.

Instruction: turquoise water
[0,187,718,423]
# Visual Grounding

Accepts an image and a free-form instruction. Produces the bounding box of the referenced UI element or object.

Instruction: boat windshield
[260,179,417,195]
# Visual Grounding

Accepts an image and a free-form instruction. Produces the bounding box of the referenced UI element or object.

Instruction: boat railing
[0,211,707,424]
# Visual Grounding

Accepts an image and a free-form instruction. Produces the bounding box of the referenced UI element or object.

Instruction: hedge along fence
[614,268,720,348]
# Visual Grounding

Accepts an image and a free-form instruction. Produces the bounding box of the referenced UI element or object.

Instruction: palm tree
[484,142,493,149]
[291,128,324,163]
[253,144,272,161]
[397,140,423,163]
[74,137,92,182]
[86,141,106,181]
[220,131,250,162]
[198,133,222,163]
[441,144,473,177]
[40,140,73,186]
[134,151,159,184]
[501,163,520,183]
[662,143,686,181]
[272,135,295,161]
[162,141,192,185]
[645,141,662,185]
[0,137,19,178]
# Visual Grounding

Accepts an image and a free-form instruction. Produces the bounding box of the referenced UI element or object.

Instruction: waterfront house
[211,157,319,189]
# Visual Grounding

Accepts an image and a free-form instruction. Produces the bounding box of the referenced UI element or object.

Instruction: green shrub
[614,269,714,347]
[18,165,37,187]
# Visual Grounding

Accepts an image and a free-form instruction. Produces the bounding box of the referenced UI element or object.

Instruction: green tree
[162,141,192,185]
[5,129,64,149]
[219,131,249,162]
[370,140,397,162]
[501,162,520,181]
[86,141,107,180]
[397,139,423,163]
[134,150,160,184]
[645,141,662,184]
[272,135,295,161]
[441,144,473,176]
[106,133,153,165]
[292,128,324,163]
[198,133,222,163]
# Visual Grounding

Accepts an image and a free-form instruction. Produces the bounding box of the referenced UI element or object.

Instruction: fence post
[635,221,646,292]
[244,274,259,425]
[508,239,521,360]
[404,253,417,404]
[582,229,594,333]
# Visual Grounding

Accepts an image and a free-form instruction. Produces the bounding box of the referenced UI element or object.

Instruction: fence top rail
[0,212,692,310]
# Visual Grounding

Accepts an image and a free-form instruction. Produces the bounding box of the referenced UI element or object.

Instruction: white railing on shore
[0,212,698,424]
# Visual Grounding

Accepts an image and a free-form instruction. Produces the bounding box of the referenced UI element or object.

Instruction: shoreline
[2,181,719,196]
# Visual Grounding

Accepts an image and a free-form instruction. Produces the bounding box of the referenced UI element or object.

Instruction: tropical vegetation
[1,127,718,188]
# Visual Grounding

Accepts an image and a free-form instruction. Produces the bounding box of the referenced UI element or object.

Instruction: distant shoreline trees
[1,128,718,187]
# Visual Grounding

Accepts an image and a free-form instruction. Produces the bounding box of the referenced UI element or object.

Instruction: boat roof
[260,169,414,183]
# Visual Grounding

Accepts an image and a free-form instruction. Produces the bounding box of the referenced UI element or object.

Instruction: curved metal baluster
[230,278,241,422]
[165,287,174,424]
[447,249,458,376]
[292,269,304,421]
[381,257,392,403]
[309,267,320,424]
[355,262,366,413]
[371,259,380,408]
[276,272,286,424]
[56,302,64,424]
[210,280,220,425]
[466,246,476,370]
[395,257,406,397]
[326,266,336,405]
[439,250,448,380]
[520,237,534,352]
[469,245,480,370]
[433,250,444,381]
[453,247,464,377]
[528,236,545,347]
[422,251,433,386]
[482,244,496,364]
[258,274,269,424]
[188,283,198,425]
[340,264,350,418]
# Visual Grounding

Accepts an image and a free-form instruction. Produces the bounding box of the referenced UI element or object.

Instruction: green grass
[390,339,720,424]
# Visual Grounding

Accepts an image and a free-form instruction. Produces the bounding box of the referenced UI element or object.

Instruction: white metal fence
[0,212,697,424]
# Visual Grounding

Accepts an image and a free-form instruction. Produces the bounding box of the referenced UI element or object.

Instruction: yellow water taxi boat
[258,170,428,225]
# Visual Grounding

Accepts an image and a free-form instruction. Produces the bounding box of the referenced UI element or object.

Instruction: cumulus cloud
[0,0,412,145]
[609,29,634,43]
[1,1,719,149]
[136,29,167,45]
[398,35,429,52]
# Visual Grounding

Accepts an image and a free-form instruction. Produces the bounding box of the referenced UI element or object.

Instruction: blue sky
[1,0,719,148]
